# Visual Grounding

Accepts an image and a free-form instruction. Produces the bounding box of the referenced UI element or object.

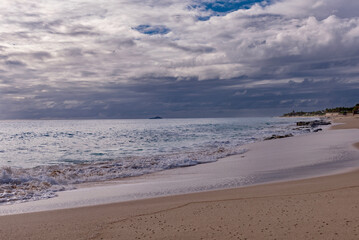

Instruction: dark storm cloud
[1,74,358,119]
[81,71,97,77]
[167,42,216,53]
[0,0,359,119]
[67,25,100,37]
[19,20,63,31]
[32,51,52,60]
[5,60,27,67]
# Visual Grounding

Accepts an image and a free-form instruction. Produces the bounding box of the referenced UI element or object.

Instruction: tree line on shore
[282,104,359,117]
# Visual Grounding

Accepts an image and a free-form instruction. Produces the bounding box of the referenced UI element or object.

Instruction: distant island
[282,104,359,117]
[149,116,162,119]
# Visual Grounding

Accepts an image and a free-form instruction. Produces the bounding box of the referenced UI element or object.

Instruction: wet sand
[0,116,358,240]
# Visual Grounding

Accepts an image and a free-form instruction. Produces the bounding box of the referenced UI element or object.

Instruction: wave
[0,146,246,204]
[0,117,320,204]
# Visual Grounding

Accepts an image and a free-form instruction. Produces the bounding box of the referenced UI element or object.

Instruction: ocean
[0,117,316,204]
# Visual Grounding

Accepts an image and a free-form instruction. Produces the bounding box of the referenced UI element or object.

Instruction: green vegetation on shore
[282,104,359,117]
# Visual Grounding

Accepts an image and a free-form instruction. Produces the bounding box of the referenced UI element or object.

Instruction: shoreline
[0,116,358,239]
[1,124,358,216]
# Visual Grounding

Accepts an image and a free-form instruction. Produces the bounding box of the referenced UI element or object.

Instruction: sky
[0,0,359,119]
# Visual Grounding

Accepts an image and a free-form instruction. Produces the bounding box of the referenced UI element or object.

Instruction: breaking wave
[0,117,319,204]
[0,146,246,204]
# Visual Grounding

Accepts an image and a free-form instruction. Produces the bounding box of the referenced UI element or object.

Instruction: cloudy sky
[1,0,359,119]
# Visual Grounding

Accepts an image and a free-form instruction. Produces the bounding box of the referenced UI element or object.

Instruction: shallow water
[2,128,358,216]
[0,117,315,204]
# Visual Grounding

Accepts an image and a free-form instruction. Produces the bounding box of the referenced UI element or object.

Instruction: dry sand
[331,115,359,130]
[0,116,358,240]
[331,115,359,149]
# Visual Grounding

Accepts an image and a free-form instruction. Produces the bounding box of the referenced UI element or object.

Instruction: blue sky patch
[192,0,271,21]
[134,25,171,35]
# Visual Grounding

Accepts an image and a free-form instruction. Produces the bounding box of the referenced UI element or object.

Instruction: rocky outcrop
[296,119,331,128]
[149,116,162,119]
[264,134,293,141]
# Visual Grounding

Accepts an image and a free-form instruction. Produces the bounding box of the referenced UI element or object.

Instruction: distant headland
[282,104,359,117]
[149,116,163,119]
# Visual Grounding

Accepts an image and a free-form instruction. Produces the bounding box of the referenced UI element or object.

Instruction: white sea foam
[0,146,249,204]
[0,117,320,204]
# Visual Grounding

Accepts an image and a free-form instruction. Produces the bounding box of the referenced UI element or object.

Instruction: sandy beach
[0,116,358,240]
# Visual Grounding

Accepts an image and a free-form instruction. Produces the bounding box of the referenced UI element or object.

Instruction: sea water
[0,117,316,204]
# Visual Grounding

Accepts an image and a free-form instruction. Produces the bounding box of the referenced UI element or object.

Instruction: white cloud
[262,0,359,18]
[0,0,359,118]
[1,0,359,82]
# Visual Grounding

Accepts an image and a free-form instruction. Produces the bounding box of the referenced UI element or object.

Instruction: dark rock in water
[296,121,312,126]
[311,120,331,127]
[293,127,312,132]
[296,119,331,128]
[313,128,322,132]
[264,133,293,141]
[149,116,162,119]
